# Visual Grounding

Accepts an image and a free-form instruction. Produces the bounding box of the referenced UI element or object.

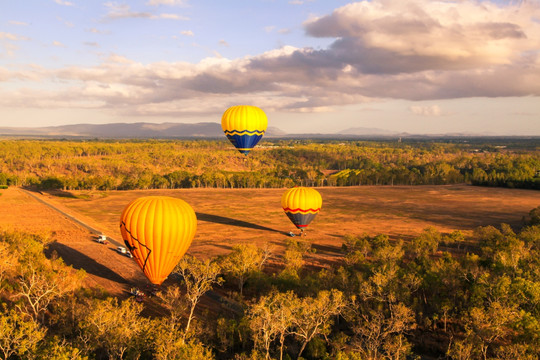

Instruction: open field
[0,185,538,296]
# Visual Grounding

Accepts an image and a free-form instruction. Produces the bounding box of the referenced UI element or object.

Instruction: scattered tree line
[1,207,539,359]
[0,139,538,191]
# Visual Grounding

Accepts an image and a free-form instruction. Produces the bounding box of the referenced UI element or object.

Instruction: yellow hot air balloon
[221,105,268,155]
[119,196,197,285]
[281,187,322,235]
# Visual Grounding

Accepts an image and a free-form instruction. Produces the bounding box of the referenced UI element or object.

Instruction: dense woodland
[0,207,539,359]
[0,138,538,190]
[1,137,539,359]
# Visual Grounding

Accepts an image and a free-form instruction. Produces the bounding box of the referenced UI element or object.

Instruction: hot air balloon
[119,196,197,285]
[221,105,268,155]
[281,187,322,236]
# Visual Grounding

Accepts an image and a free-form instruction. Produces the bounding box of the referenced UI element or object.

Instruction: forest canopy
[0,138,538,190]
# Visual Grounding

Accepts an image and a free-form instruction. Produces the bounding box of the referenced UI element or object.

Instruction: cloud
[146,0,188,6]
[103,2,151,19]
[289,0,313,4]
[52,41,66,47]
[303,0,537,73]
[219,39,229,47]
[57,16,74,27]
[0,32,29,41]
[0,32,19,41]
[158,13,188,20]
[2,1,540,117]
[409,105,442,116]
[54,0,74,6]
[103,2,188,20]
[0,32,30,56]
[181,30,194,36]
[9,21,29,26]
[88,28,110,34]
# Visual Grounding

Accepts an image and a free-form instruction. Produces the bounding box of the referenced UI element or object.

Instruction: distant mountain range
[0,122,532,139]
[0,122,284,138]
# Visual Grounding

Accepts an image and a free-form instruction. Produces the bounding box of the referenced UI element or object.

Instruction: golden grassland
[44,184,540,261]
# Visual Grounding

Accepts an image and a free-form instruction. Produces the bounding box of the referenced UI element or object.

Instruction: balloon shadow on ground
[46,241,130,285]
[311,243,342,255]
[196,212,289,235]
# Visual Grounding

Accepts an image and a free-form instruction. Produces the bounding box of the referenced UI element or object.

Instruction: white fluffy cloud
[409,105,442,116]
[103,2,188,20]
[305,1,537,67]
[54,0,73,6]
[146,0,188,6]
[2,0,540,117]
[0,32,28,41]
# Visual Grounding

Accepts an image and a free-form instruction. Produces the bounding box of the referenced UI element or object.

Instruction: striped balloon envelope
[221,105,268,155]
[281,187,322,231]
[119,196,197,285]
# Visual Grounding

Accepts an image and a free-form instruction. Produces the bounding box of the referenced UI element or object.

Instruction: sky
[1,0,539,135]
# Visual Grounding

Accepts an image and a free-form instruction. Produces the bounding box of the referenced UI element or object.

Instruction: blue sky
[1,0,539,135]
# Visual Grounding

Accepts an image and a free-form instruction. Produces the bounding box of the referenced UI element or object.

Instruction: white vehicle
[96,234,108,244]
[117,246,133,258]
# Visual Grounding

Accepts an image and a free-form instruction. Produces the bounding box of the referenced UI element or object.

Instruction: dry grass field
[1,185,538,296]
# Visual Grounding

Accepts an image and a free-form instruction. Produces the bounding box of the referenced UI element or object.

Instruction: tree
[466,301,519,360]
[174,255,223,338]
[446,339,476,360]
[150,318,215,360]
[289,289,345,358]
[14,258,84,322]
[35,336,88,360]
[342,234,371,267]
[0,308,46,359]
[220,244,267,295]
[78,298,148,360]
[346,299,416,360]
[157,285,189,327]
[0,241,17,287]
[410,227,441,259]
[247,290,295,360]
[528,206,540,225]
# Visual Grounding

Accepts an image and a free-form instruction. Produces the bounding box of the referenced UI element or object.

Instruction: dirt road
[0,187,146,296]
[21,188,124,248]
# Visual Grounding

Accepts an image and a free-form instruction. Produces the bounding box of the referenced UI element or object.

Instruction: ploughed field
[0,185,538,296]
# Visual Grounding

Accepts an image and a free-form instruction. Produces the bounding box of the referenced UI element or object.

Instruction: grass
[44,185,540,263]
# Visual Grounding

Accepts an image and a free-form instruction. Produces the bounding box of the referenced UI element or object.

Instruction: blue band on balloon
[226,134,264,155]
